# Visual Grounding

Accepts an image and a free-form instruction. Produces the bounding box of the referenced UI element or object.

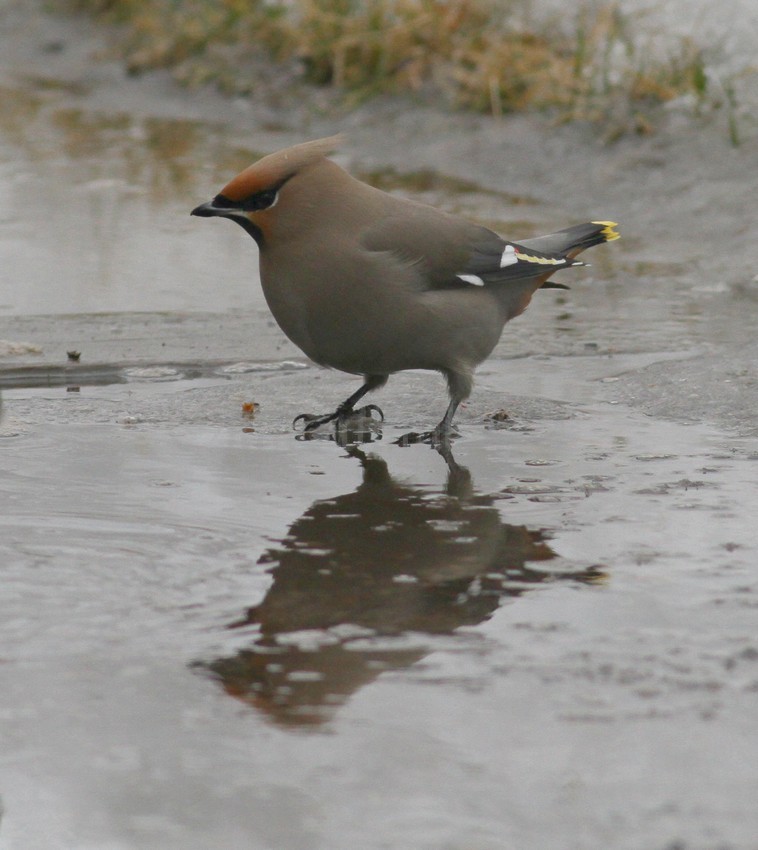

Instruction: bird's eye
[242,189,278,212]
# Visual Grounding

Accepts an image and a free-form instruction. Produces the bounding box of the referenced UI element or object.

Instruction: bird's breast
[258,262,322,363]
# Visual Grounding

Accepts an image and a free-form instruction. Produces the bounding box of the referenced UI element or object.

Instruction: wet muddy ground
[1,2,758,849]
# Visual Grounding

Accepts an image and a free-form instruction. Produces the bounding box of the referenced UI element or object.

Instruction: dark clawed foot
[293,411,338,432]
[394,430,426,446]
[394,424,459,447]
[293,405,384,445]
[293,405,384,433]
[351,404,384,423]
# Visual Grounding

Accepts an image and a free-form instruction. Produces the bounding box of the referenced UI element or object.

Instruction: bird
[191,135,619,441]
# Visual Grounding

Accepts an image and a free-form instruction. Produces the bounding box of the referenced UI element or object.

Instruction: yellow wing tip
[592,220,621,242]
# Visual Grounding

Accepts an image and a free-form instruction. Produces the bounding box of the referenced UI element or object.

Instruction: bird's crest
[220,135,344,202]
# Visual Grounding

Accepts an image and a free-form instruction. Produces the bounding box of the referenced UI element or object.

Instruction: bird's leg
[293,375,386,432]
[396,369,468,446]
[434,397,460,437]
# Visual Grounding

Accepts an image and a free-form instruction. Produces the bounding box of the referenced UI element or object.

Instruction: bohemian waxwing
[192,136,619,439]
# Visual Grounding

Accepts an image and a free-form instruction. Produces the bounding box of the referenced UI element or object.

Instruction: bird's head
[191,135,343,247]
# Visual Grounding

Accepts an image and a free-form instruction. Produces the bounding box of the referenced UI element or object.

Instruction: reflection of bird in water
[197,445,604,726]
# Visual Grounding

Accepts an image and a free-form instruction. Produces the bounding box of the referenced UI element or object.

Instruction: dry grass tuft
[61,0,711,131]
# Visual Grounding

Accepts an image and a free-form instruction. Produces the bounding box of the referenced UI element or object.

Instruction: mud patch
[608,339,758,436]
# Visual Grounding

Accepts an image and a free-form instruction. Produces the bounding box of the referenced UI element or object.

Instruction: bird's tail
[518,221,620,259]
[516,221,619,290]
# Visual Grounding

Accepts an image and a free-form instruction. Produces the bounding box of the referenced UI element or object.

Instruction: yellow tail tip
[592,220,620,242]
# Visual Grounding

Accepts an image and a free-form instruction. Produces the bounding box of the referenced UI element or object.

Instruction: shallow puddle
[0,80,266,315]
[1,374,757,847]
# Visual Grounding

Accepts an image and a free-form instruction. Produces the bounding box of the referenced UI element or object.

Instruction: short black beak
[191,201,222,217]
[190,197,262,244]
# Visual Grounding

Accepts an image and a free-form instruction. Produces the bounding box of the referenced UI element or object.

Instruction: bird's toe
[395,423,459,447]
[350,404,384,423]
[292,412,336,431]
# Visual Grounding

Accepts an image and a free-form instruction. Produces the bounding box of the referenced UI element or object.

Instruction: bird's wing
[458,234,582,289]
[360,209,582,292]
